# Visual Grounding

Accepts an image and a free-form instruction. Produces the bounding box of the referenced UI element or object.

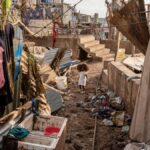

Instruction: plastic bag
[55,76,68,90]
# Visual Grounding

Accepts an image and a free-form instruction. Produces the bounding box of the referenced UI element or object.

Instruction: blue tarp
[60,60,80,72]
[46,88,63,113]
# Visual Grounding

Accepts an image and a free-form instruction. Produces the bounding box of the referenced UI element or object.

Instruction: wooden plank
[0,102,32,125]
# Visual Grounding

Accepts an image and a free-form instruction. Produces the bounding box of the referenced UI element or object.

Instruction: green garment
[8,126,30,140]
[2,0,11,16]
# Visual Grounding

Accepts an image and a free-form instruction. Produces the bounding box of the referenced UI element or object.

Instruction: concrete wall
[102,61,141,115]
[109,62,141,115]
[63,4,72,25]
[101,40,140,54]
[28,20,53,36]
[26,35,80,59]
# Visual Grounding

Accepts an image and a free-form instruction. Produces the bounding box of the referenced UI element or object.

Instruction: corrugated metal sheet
[46,87,63,113]
[32,46,80,72]
[43,48,73,66]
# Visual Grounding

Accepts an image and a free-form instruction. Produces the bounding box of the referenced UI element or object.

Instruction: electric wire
[31,0,84,36]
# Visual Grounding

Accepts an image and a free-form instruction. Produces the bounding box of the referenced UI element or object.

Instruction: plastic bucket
[55,76,68,90]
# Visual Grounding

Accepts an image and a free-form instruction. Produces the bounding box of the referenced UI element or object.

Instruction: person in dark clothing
[0,24,15,116]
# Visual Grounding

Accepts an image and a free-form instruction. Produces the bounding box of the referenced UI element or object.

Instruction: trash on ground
[112,111,125,127]
[110,97,125,110]
[123,56,144,72]
[121,125,130,133]
[124,143,150,150]
[102,119,114,126]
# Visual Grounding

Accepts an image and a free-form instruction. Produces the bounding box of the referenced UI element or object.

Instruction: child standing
[77,63,89,92]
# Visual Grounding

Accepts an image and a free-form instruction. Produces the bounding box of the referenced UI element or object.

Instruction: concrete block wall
[26,35,80,59]
[101,40,140,54]
[102,61,141,115]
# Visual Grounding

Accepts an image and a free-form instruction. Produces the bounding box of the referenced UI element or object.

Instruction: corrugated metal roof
[43,48,73,66]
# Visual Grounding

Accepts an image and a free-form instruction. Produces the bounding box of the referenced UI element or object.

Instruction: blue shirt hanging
[13,26,23,81]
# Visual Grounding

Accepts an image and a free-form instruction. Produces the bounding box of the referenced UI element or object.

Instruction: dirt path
[56,60,129,150]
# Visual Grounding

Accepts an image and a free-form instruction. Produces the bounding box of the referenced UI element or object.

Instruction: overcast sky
[64,0,107,18]
[64,0,150,18]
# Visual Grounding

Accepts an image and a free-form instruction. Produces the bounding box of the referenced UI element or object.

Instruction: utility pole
[61,0,64,25]
[111,0,123,61]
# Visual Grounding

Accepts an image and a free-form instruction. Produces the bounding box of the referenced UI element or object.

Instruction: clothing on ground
[0,47,5,88]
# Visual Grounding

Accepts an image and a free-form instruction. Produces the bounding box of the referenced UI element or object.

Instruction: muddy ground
[56,60,129,150]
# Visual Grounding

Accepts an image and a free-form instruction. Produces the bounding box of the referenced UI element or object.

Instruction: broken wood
[12,16,39,37]
[131,44,136,57]
[109,0,149,54]
[115,31,121,61]
[50,48,66,72]
[0,102,31,125]
[92,116,97,150]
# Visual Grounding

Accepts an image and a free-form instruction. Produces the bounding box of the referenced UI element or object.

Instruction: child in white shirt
[77,63,89,92]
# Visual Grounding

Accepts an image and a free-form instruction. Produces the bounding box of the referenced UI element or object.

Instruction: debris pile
[77,89,131,129]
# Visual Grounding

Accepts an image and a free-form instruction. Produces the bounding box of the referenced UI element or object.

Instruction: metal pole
[61,0,64,24]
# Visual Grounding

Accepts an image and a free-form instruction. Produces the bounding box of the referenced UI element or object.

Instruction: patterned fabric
[0,47,5,88]
[0,24,15,107]
[13,26,23,81]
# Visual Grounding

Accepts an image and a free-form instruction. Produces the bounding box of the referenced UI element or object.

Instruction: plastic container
[55,76,68,90]
[18,135,58,150]
[18,114,67,150]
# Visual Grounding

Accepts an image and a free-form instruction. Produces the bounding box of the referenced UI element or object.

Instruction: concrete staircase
[78,35,115,61]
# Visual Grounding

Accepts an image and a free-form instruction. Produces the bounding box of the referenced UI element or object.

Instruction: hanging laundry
[0,47,5,88]
[13,26,23,81]
[0,24,15,110]
[13,26,23,109]
[52,23,57,48]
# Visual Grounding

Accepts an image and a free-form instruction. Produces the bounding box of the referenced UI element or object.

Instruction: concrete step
[98,53,116,61]
[83,40,100,48]
[79,35,95,44]
[94,48,110,57]
[87,44,105,52]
